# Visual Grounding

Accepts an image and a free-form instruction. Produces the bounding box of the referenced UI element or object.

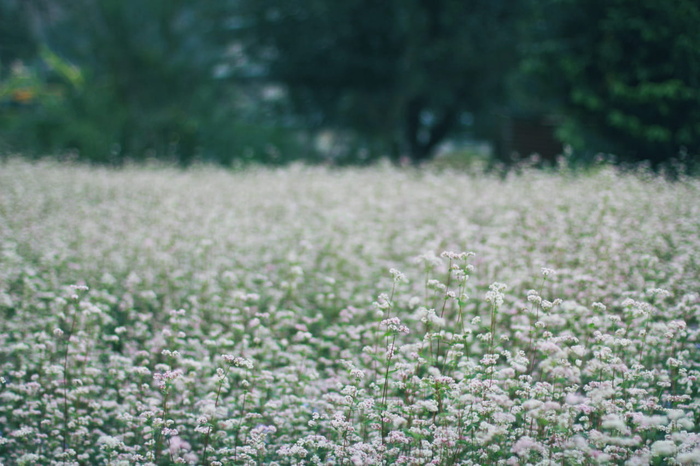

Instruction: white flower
[651,440,677,457]
[222,355,254,369]
[512,436,544,457]
[678,449,700,464]
[601,414,630,435]
[97,435,122,449]
[381,317,410,334]
[389,268,407,283]
[485,288,504,307]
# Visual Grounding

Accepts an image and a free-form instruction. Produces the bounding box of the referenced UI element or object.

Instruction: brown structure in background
[500,114,563,162]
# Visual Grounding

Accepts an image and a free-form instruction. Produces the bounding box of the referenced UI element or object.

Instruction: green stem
[61,315,78,452]
[380,334,397,443]
[201,367,230,465]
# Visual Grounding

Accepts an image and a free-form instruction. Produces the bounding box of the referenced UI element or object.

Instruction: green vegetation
[1,0,699,168]
[520,0,700,167]
[236,0,521,164]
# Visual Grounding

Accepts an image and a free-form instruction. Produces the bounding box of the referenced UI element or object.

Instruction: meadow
[0,159,698,465]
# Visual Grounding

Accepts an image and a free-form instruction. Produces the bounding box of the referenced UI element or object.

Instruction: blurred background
[1,0,699,169]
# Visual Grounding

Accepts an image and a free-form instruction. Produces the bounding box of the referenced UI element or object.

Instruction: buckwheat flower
[638,414,669,429]
[678,449,700,464]
[330,411,354,432]
[512,436,544,457]
[341,385,358,398]
[353,398,373,413]
[408,296,421,308]
[527,294,542,305]
[97,435,122,449]
[491,282,508,292]
[417,399,439,413]
[169,436,191,456]
[441,251,459,259]
[134,366,151,376]
[12,427,34,437]
[485,282,506,307]
[415,252,442,269]
[522,399,543,412]
[668,410,694,430]
[542,299,558,311]
[194,424,211,434]
[647,288,671,298]
[480,354,499,366]
[651,440,677,457]
[222,355,254,369]
[541,267,555,278]
[389,268,407,283]
[419,308,445,327]
[387,430,412,444]
[73,284,90,292]
[601,414,630,435]
[17,454,41,464]
[382,317,410,334]
[667,357,682,368]
[153,369,183,390]
[427,279,447,292]
[537,340,561,355]
[373,293,392,311]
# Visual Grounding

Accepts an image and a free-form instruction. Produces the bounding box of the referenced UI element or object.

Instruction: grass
[0,158,699,465]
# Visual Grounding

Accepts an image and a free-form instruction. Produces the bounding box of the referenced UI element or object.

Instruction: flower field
[1,159,699,465]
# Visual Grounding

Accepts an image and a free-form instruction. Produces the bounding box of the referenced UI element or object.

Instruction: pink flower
[512,436,544,457]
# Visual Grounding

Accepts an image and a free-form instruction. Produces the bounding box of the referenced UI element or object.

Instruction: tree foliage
[521,0,700,167]
[0,0,36,72]
[2,0,700,168]
[236,0,522,163]
[0,0,307,164]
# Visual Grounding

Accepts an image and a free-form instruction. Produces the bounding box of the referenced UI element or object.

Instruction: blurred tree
[235,0,523,164]
[0,0,36,73]
[1,0,309,165]
[520,0,700,167]
[36,0,233,163]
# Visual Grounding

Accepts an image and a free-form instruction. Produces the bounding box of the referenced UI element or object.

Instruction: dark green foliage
[235,0,522,164]
[0,0,36,71]
[521,0,700,168]
[2,0,699,169]
[0,0,308,165]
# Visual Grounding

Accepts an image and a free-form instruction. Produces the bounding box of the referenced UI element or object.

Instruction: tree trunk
[405,96,458,164]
